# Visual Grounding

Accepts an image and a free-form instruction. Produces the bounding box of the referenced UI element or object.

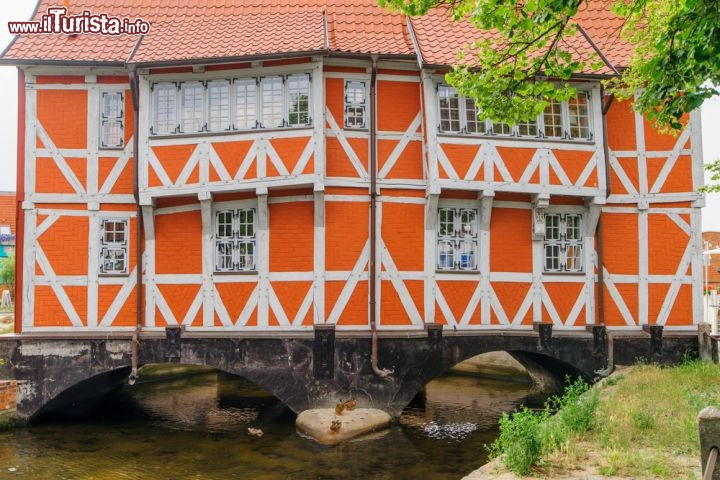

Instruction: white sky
[0,1,719,231]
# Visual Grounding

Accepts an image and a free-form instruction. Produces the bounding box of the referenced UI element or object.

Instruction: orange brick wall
[19,72,700,332]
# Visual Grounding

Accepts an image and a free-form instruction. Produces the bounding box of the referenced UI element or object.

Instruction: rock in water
[296,408,391,445]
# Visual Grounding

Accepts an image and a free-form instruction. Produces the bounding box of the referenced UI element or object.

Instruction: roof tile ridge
[405,16,424,68]
[575,22,619,75]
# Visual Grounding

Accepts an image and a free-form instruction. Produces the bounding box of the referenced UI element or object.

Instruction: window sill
[99,273,129,277]
[213,271,258,276]
[150,126,313,140]
[435,269,479,275]
[542,271,586,276]
[436,132,594,145]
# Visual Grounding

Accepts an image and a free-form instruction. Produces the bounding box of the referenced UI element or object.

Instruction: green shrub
[490,376,599,475]
[552,377,599,434]
[489,406,549,475]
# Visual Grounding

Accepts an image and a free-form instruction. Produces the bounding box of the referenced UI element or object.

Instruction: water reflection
[0,364,546,479]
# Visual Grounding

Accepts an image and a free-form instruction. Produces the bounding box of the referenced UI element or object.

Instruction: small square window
[436,207,479,271]
[214,208,257,272]
[344,80,367,129]
[543,213,583,273]
[100,219,129,275]
[100,91,124,148]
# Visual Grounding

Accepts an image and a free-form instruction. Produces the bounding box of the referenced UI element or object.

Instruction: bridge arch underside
[0,330,697,420]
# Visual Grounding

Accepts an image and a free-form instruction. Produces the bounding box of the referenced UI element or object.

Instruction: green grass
[589,361,720,476]
[486,361,720,478]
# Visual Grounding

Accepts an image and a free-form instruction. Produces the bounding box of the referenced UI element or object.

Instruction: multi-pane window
[543,213,583,273]
[215,209,256,272]
[100,91,124,149]
[287,74,310,127]
[438,85,592,140]
[153,84,177,135]
[516,118,538,137]
[439,85,461,132]
[261,76,284,128]
[235,78,258,129]
[568,93,591,139]
[207,80,231,132]
[437,207,479,271]
[180,82,204,133]
[344,80,367,129]
[152,73,311,135]
[543,99,564,138]
[464,97,486,134]
[100,219,128,275]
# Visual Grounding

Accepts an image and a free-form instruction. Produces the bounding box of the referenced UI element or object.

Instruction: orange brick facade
[2,1,705,334]
[8,61,704,334]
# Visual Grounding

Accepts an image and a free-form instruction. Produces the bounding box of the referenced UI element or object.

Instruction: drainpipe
[128,66,142,385]
[369,55,392,381]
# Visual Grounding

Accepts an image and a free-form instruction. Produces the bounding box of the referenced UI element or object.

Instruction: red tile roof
[0,193,16,236]
[0,0,629,72]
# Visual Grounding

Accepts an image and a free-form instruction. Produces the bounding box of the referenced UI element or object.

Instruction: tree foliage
[0,251,14,304]
[379,0,720,130]
[703,159,720,193]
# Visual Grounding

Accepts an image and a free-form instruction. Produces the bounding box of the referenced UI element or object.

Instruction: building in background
[0,191,15,261]
[704,231,720,291]
[0,0,706,334]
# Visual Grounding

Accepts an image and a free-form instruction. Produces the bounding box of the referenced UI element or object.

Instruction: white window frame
[437,84,593,141]
[344,80,368,129]
[99,91,125,149]
[0,226,10,236]
[207,80,231,132]
[179,81,205,133]
[214,207,257,273]
[152,82,178,135]
[543,213,584,273]
[436,205,479,272]
[151,73,312,136]
[100,219,129,276]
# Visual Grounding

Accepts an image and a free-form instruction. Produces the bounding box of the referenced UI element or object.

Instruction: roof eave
[128,50,331,68]
[0,58,127,68]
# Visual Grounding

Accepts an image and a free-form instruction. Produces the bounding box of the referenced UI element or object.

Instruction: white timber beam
[421,70,440,190]
[141,204,156,327]
[86,210,100,328]
[584,198,604,325]
[424,187,439,324]
[531,194,549,323]
[256,188,270,328]
[312,60,325,182]
[313,186,325,324]
[21,208,37,330]
[138,74,152,193]
[479,191,494,325]
[199,194,215,327]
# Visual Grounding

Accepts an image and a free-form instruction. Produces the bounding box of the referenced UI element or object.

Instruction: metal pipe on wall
[369,55,392,380]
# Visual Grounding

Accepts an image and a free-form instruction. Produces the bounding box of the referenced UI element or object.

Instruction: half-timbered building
[0,0,705,337]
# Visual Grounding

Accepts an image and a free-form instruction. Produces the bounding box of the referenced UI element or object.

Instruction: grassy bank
[469,360,720,479]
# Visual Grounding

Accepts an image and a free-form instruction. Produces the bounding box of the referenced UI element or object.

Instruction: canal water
[0,364,546,479]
